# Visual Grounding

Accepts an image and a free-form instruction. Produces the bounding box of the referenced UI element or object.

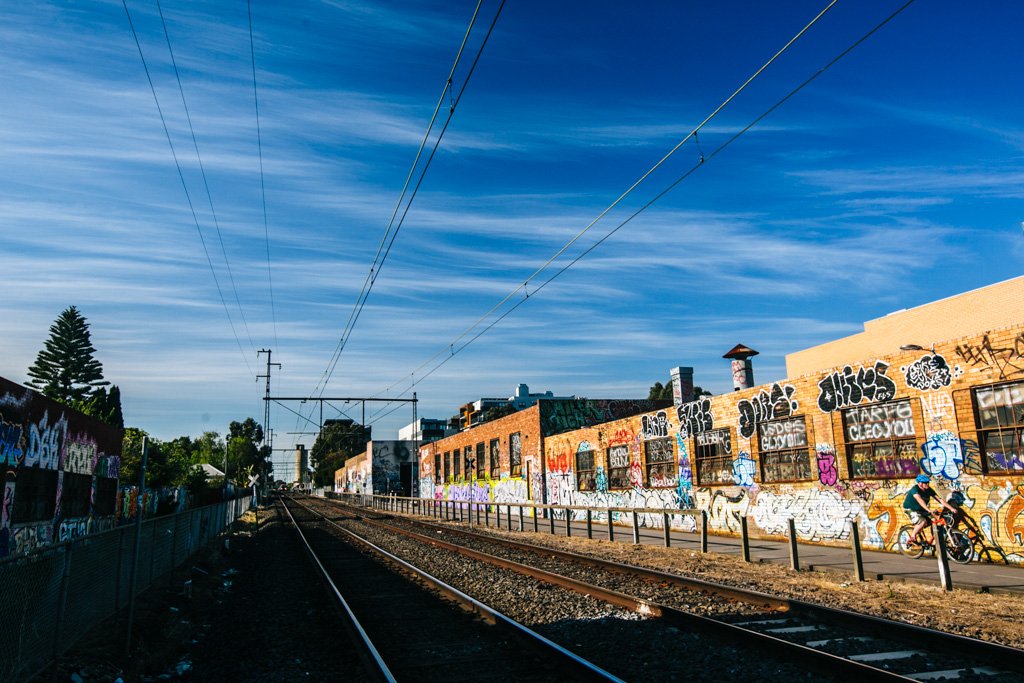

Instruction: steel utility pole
[257,349,281,490]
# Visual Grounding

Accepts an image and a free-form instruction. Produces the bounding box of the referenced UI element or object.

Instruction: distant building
[336,440,419,497]
[398,417,453,443]
[458,383,575,430]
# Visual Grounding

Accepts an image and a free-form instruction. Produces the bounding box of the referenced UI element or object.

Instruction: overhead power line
[301,0,505,430]
[367,0,918,414]
[121,0,255,379]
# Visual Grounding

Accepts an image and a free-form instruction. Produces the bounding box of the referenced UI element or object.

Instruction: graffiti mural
[677,398,713,438]
[641,411,669,439]
[737,383,798,439]
[920,393,955,432]
[955,333,1024,380]
[732,451,756,487]
[816,361,897,412]
[920,431,965,480]
[752,489,862,541]
[695,487,749,533]
[902,353,960,391]
[815,444,838,487]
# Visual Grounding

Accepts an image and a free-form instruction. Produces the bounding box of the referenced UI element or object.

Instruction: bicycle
[897,515,973,564]
[941,510,1009,565]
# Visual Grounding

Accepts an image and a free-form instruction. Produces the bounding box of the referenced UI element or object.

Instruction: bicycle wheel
[897,525,924,558]
[946,530,974,564]
[978,546,1009,565]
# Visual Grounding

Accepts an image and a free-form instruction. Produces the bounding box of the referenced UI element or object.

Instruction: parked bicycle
[897,515,973,564]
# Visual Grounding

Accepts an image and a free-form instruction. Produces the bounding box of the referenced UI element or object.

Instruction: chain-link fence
[0,496,252,683]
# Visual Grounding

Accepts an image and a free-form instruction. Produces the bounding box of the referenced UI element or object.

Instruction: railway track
[279,496,623,682]
[320,497,1023,682]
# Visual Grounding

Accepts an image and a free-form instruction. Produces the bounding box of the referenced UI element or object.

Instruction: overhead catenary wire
[367,0,918,414]
[299,0,504,432]
[121,0,255,379]
[247,0,279,353]
[154,0,259,358]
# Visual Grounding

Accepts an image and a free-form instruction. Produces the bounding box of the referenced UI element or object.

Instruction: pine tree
[27,306,109,404]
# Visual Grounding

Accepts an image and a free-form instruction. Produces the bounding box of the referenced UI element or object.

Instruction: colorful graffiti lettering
[920,431,964,480]
[816,361,897,413]
[815,444,838,486]
[737,383,798,439]
[0,420,24,467]
[25,411,67,470]
[732,452,756,487]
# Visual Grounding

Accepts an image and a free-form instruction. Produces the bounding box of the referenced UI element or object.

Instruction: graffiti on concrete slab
[816,361,897,412]
[0,420,24,467]
[737,383,798,439]
[24,411,67,470]
[955,333,1024,380]
[902,353,960,391]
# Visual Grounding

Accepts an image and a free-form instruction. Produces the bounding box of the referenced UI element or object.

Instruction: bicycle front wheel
[897,525,924,558]
[947,530,974,564]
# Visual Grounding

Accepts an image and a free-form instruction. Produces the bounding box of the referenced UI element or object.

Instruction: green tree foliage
[647,380,712,402]
[311,420,369,487]
[27,306,109,404]
[74,385,124,429]
[225,418,272,486]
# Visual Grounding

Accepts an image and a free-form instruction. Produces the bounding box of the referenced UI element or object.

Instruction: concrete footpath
[427,507,1024,595]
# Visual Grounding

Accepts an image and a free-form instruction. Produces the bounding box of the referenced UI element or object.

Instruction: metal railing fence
[0,496,251,683]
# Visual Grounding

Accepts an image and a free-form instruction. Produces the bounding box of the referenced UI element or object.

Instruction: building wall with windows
[544,322,1024,563]
[0,376,123,559]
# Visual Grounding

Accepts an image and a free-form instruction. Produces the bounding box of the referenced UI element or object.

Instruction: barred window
[434,453,441,483]
[489,439,500,478]
[476,442,486,478]
[453,449,461,479]
[843,400,918,478]
[94,477,117,516]
[973,381,1024,473]
[443,451,451,482]
[61,472,92,518]
[509,432,522,477]
[758,416,812,482]
[644,438,676,487]
[576,448,596,491]
[11,467,58,524]
[464,446,473,479]
[694,428,732,485]
[607,445,630,490]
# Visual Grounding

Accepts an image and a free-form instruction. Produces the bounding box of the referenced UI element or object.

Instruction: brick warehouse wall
[419,324,1024,564]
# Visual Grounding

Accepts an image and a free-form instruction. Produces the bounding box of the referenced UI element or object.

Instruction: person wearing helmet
[903,474,957,546]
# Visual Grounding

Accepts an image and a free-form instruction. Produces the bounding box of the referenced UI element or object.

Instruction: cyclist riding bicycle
[903,474,958,546]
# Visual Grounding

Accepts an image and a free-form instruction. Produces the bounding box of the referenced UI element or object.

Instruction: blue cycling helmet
[915,474,931,484]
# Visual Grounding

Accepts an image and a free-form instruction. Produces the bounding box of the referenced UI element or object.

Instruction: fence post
[497,504,502,529]
[586,509,593,539]
[740,516,751,562]
[565,510,572,537]
[607,509,615,542]
[850,520,865,582]
[788,518,800,571]
[52,543,74,663]
[700,510,709,553]
[506,505,512,531]
[549,507,556,535]
[518,505,524,531]
[125,437,149,656]
[935,520,953,591]
[632,510,640,545]
[532,505,539,533]
[663,512,672,548]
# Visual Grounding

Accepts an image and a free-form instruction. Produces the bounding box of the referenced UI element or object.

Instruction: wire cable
[369,0,918,410]
[247,0,280,353]
[121,0,255,378]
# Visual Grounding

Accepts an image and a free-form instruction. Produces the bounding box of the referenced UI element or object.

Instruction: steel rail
[330,499,1023,680]
[279,498,395,682]
[286,496,626,683]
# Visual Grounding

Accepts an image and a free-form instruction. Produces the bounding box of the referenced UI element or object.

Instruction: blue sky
[2,1,1022,480]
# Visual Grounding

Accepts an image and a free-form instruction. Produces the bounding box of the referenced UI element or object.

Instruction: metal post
[125,436,149,656]
[52,543,73,663]
[506,505,512,531]
[788,518,800,571]
[607,509,615,542]
[850,520,865,582]
[632,510,640,545]
[663,512,672,548]
[497,504,502,529]
[935,520,953,591]
[548,507,555,534]
[518,505,524,532]
[741,516,751,562]
[532,505,538,533]
[700,510,708,553]
[565,510,572,537]
[586,509,593,539]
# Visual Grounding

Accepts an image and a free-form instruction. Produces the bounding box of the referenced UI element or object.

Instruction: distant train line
[320,497,1024,682]
[279,495,623,682]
